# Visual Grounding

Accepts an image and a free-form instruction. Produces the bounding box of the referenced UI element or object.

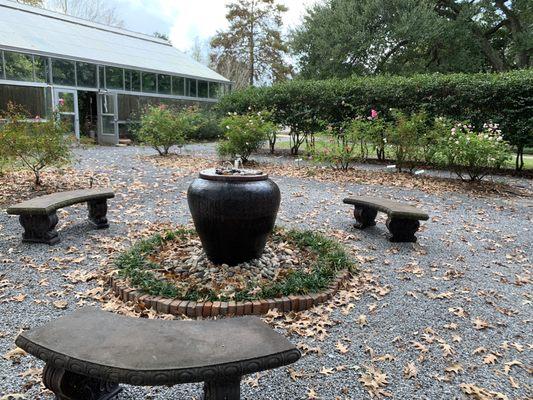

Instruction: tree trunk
[515,144,524,171]
[248,0,255,86]
[34,169,41,186]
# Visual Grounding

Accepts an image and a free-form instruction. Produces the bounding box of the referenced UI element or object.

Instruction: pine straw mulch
[142,154,530,198]
[0,168,111,208]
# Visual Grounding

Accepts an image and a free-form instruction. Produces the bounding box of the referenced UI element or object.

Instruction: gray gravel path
[0,145,531,400]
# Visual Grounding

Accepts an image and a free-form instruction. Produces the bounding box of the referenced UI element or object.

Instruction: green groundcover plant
[115,228,356,302]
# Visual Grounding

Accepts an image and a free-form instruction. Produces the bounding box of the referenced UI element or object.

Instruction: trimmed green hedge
[217,71,533,168]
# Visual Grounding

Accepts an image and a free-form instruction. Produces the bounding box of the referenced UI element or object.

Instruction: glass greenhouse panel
[142,72,156,93]
[0,51,3,79]
[186,78,197,97]
[77,62,97,88]
[4,51,34,81]
[172,76,184,96]
[106,66,124,90]
[158,74,171,94]
[52,58,75,86]
[131,70,141,91]
[33,56,48,83]
[209,82,220,99]
[98,66,105,88]
[198,80,208,98]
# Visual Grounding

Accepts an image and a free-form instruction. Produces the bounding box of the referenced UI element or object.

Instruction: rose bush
[436,123,511,181]
[217,113,276,163]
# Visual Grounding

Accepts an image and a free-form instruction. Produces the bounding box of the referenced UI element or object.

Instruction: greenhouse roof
[0,0,229,83]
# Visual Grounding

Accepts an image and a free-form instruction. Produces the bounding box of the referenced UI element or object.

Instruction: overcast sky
[113,0,318,51]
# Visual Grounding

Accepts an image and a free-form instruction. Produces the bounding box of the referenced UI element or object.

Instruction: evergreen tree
[211,0,292,86]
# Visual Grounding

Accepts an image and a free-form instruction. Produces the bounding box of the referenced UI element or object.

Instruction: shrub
[312,118,378,170]
[216,70,533,170]
[386,111,436,173]
[0,103,72,185]
[436,123,511,181]
[137,105,195,156]
[217,113,274,163]
[189,109,223,142]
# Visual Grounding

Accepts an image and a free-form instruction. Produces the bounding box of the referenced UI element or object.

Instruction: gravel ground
[0,145,531,400]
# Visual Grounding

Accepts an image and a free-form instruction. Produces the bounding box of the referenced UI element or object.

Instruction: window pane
[101,94,115,114]
[33,56,48,83]
[198,80,208,98]
[158,74,171,94]
[57,91,75,112]
[77,62,97,87]
[131,70,141,91]
[106,66,123,90]
[52,59,75,86]
[98,66,105,88]
[142,72,156,93]
[186,78,197,97]
[209,82,221,99]
[4,51,34,81]
[172,76,184,96]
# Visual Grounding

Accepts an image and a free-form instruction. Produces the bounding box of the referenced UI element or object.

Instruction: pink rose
[58,98,65,106]
[370,109,378,119]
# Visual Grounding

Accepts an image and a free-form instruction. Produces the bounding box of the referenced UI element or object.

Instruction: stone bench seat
[6,188,114,245]
[343,196,429,242]
[15,307,301,400]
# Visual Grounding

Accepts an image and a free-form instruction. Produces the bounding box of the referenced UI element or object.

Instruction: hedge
[216,71,533,169]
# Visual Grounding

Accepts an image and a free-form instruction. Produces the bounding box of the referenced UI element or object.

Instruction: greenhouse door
[97,92,118,145]
[53,88,80,139]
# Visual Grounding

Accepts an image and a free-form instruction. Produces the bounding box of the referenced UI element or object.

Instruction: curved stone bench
[343,196,429,242]
[6,188,114,245]
[15,307,301,400]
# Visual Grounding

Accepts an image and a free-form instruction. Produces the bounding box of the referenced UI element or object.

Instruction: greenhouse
[0,0,231,144]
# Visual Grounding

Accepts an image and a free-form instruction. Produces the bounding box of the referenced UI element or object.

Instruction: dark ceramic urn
[187,168,280,265]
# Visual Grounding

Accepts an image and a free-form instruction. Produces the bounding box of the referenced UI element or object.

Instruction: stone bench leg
[386,217,420,243]
[203,376,241,400]
[353,206,377,229]
[42,364,121,400]
[88,199,109,229]
[19,213,59,245]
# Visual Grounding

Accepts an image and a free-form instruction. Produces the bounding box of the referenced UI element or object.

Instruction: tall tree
[210,0,292,86]
[188,36,210,66]
[291,0,532,78]
[43,0,124,27]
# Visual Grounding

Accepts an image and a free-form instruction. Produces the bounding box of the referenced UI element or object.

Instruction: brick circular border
[109,270,351,318]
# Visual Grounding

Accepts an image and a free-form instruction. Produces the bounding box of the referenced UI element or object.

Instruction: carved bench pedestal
[43,364,121,400]
[386,218,420,243]
[204,376,241,400]
[353,206,378,229]
[87,199,110,229]
[19,213,59,245]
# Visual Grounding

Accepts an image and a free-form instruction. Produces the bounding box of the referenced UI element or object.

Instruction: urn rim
[199,168,269,182]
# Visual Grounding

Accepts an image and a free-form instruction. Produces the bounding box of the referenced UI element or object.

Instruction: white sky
[115,0,319,51]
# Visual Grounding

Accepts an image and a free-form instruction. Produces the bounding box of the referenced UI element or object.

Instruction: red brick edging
[109,270,351,317]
